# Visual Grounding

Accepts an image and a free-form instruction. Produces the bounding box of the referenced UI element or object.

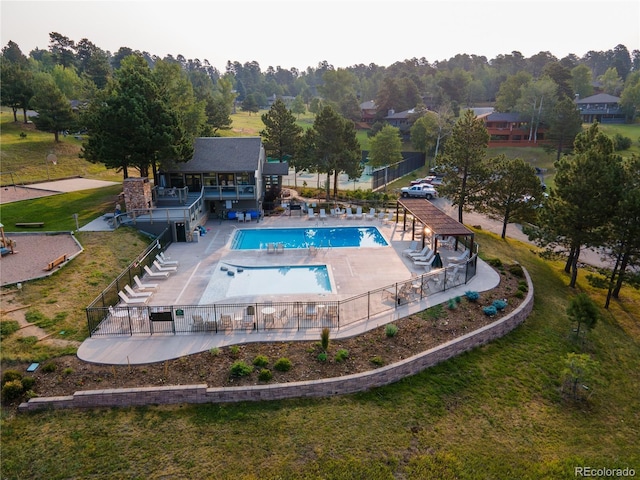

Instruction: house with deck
[119,137,288,242]
[575,93,625,124]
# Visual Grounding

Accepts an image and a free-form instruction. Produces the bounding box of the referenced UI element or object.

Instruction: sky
[2,0,639,72]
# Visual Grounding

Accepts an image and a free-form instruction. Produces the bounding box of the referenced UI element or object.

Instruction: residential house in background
[359,100,378,124]
[479,111,548,146]
[575,93,625,123]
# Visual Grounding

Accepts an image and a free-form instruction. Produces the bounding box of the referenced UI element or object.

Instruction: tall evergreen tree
[437,109,491,223]
[260,98,302,163]
[29,73,76,142]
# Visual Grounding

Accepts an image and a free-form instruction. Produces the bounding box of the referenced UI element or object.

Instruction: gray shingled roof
[575,93,620,104]
[172,137,263,173]
[486,112,527,122]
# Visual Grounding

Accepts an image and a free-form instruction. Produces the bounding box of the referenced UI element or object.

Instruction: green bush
[465,291,480,302]
[447,299,457,310]
[483,306,498,316]
[492,299,508,311]
[21,376,35,390]
[274,358,292,372]
[0,320,20,338]
[1,369,22,386]
[486,258,503,268]
[209,347,220,356]
[230,361,254,377]
[385,324,398,337]
[508,264,524,278]
[42,362,57,373]
[370,356,384,366]
[229,345,241,358]
[258,369,272,382]
[514,290,525,299]
[1,379,24,401]
[252,355,269,367]
[321,327,330,352]
[335,349,349,362]
[317,352,328,362]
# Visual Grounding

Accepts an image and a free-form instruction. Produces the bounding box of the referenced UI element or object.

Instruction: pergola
[396,198,475,253]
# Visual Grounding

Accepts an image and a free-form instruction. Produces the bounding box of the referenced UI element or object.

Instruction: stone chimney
[123,177,152,212]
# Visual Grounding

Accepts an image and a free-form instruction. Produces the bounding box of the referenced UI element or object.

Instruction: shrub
[335,349,349,362]
[63,367,74,375]
[317,352,328,362]
[1,369,22,386]
[514,290,525,299]
[252,355,269,367]
[370,356,384,366]
[508,264,524,278]
[274,358,292,372]
[455,296,462,304]
[465,291,480,302]
[42,362,57,373]
[21,376,35,390]
[209,347,220,356]
[258,369,272,382]
[492,299,508,311]
[2,380,24,401]
[321,327,330,352]
[0,320,20,338]
[447,299,457,310]
[483,306,498,316]
[229,345,241,358]
[486,258,503,268]
[612,133,632,151]
[230,361,254,377]
[385,324,398,337]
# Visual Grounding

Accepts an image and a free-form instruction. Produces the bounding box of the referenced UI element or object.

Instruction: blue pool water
[224,264,332,296]
[231,226,388,250]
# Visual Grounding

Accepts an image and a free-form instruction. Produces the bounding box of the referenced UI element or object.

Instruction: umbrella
[432,252,443,268]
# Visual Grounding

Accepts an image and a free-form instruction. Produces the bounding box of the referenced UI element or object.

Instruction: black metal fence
[86,254,478,337]
[369,151,426,190]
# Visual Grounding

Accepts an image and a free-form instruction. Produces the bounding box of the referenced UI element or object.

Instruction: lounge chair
[438,236,456,250]
[144,265,169,278]
[412,249,434,263]
[377,211,386,221]
[365,208,376,220]
[266,242,276,254]
[355,206,364,219]
[158,251,172,261]
[118,291,149,305]
[305,302,318,320]
[414,254,438,271]
[345,207,354,220]
[407,245,431,259]
[276,242,284,253]
[319,208,327,220]
[402,240,419,256]
[329,208,336,217]
[155,254,178,266]
[384,212,395,223]
[237,212,245,223]
[307,208,315,220]
[153,260,177,272]
[124,285,153,298]
[134,275,157,290]
[448,249,470,264]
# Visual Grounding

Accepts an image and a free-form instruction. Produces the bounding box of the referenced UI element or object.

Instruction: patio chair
[448,249,470,264]
[276,242,284,253]
[144,265,169,278]
[326,305,338,323]
[407,245,431,259]
[365,208,376,220]
[329,208,336,217]
[134,275,157,290]
[438,236,456,250]
[118,290,149,305]
[307,208,315,220]
[412,249,434,263]
[153,260,177,272]
[414,254,438,272]
[305,302,318,321]
[384,212,395,223]
[266,242,276,254]
[124,284,153,298]
[319,208,327,220]
[402,240,419,257]
[345,207,354,220]
[155,254,178,266]
[219,314,233,330]
[237,212,245,223]
[277,308,288,326]
[355,206,364,219]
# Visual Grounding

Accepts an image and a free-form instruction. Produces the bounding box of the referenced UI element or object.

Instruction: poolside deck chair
[124,285,153,298]
[158,251,172,261]
[365,208,376,220]
[412,249,434,263]
[407,245,431,259]
[329,208,336,217]
[414,254,438,271]
[448,249,470,265]
[155,254,178,266]
[276,242,284,254]
[219,314,233,330]
[319,208,327,220]
[144,265,169,278]
[402,240,419,257]
[377,211,386,221]
[134,275,157,290]
[307,208,315,220]
[384,211,395,223]
[153,260,177,272]
[237,212,245,223]
[355,206,363,219]
[266,242,276,254]
[305,302,318,321]
[438,236,456,250]
[118,290,149,305]
[345,207,354,220]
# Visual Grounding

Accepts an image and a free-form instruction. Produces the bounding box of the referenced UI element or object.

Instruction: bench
[45,254,67,271]
[15,222,44,228]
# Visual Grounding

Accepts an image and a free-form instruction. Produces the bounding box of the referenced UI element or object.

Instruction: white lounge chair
[237,212,245,223]
[153,260,177,272]
[319,208,327,220]
[345,207,354,220]
[407,245,431,259]
[412,249,434,263]
[266,242,276,254]
[276,242,284,253]
[365,208,376,220]
[158,251,172,261]
[402,240,419,257]
[118,290,149,305]
[414,254,438,271]
[144,265,169,278]
[124,284,153,298]
[448,249,470,264]
[307,208,315,220]
[355,206,363,219]
[155,254,178,266]
[134,275,157,290]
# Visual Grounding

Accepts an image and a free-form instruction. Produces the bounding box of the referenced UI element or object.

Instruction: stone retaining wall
[19,269,534,412]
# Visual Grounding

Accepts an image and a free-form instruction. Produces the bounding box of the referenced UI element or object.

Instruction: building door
[175,222,186,242]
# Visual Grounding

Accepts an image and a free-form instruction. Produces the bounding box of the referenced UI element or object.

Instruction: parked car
[400,184,438,199]
[410,176,436,186]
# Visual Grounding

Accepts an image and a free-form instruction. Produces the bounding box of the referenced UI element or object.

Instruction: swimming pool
[231,226,388,250]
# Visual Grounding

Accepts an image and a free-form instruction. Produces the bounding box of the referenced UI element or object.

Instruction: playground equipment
[0,223,16,256]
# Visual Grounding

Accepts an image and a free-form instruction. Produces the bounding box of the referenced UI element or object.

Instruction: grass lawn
[1,227,638,479]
